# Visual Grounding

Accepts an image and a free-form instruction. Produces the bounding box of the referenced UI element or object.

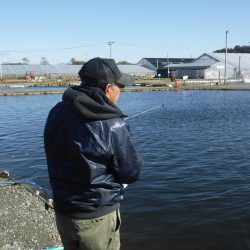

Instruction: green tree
[70,58,84,65]
[117,60,131,65]
[40,57,49,65]
[22,57,30,64]
[214,45,250,53]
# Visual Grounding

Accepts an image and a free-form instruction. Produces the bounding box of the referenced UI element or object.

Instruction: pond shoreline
[0,172,62,250]
[1,84,250,96]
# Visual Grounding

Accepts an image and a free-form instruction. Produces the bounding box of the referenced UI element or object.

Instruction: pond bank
[1,84,250,96]
[0,172,62,250]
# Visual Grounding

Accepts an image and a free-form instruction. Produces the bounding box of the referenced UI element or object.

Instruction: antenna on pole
[108,41,114,59]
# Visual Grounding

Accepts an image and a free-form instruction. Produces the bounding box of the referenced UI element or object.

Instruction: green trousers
[55,209,121,250]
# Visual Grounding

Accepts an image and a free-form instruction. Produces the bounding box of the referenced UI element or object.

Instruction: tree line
[214,45,250,53]
[2,45,250,65]
[2,57,132,65]
[2,57,50,65]
[61,58,131,65]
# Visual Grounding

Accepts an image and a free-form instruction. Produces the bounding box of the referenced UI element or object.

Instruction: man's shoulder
[87,118,128,135]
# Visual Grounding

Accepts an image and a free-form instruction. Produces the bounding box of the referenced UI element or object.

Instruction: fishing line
[122,89,200,121]
[124,104,166,121]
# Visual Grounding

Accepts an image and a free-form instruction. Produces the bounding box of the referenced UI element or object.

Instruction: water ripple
[1,90,250,249]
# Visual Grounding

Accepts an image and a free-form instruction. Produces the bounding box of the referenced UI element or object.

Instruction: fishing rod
[42,247,64,250]
[123,90,200,122]
[124,104,166,121]
[122,104,165,189]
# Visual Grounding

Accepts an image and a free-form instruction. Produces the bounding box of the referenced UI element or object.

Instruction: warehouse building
[2,53,249,81]
[117,64,155,78]
[137,57,194,77]
[0,64,82,79]
[0,64,155,80]
[166,53,250,80]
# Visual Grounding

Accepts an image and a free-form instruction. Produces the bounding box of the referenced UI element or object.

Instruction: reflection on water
[0,90,250,249]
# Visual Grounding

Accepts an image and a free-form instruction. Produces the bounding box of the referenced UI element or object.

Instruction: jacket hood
[62,86,126,121]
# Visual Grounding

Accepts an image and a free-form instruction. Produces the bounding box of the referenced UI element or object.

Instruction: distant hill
[214,45,250,53]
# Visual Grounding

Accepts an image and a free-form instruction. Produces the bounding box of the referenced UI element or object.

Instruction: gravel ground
[0,174,62,250]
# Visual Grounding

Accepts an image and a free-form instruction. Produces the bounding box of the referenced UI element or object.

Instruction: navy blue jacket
[44,86,143,218]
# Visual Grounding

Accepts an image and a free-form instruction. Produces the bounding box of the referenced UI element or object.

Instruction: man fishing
[44,57,143,250]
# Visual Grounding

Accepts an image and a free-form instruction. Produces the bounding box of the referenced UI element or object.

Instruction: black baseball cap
[78,57,134,88]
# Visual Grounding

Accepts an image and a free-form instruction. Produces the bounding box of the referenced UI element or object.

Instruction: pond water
[0,89,250,250]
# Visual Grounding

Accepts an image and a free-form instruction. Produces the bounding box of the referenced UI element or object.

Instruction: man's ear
[104,83,112,97]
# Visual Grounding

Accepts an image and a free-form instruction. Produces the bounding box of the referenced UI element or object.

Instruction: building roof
[138,57,194,69]
[117,64,155,74]
[164,53,250,70]
[165,60,215,69]
[1,64,82,76]
[1,63,155,77]
[207,53,250,69]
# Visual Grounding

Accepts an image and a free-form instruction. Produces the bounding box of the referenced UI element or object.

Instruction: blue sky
[1,0,250,64]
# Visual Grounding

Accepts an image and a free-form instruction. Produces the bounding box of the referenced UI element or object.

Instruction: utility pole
[239,55,241,78]
[0,60,2,80]
[167,53,169,78]
[224,30,229,85]
[108,41,114,59]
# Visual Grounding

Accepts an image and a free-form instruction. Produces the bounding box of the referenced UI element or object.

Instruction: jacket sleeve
[110,120,143,184]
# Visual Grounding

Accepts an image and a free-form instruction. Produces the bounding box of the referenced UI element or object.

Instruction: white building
[117,64,155,78]
[0,64,155,79]
[166,53,250,80]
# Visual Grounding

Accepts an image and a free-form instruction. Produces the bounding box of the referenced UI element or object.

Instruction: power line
[0,42,107,54]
